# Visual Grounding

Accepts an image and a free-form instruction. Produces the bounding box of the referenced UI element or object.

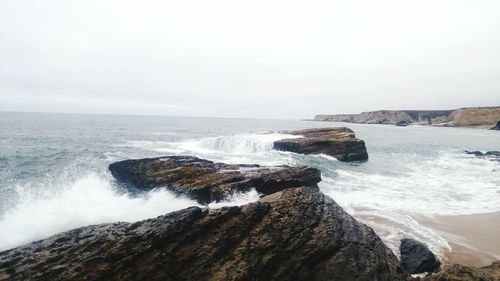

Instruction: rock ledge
[273,128,368,161]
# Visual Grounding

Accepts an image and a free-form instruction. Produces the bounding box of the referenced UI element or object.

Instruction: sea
[0,111,499,259]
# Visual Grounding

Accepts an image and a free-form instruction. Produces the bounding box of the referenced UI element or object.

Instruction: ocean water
[0,112,499,258]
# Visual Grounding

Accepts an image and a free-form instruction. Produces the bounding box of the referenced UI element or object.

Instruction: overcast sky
[0,0,499,119]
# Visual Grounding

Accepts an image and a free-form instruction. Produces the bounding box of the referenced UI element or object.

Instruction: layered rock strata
[313,107,500,128]
[273,127,368,161]
[0,157,407,281]
[109,155,321,204]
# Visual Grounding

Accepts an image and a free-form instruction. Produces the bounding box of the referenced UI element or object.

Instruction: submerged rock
[465,150,500,159]
[416,261,500,281]
[0,184,407,281]
[465,150,485,157]
[109,155,321,204]
[273,127,368,161]
[400,238,441,274]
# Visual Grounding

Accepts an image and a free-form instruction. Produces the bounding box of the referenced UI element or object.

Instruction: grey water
[0,111,499,256]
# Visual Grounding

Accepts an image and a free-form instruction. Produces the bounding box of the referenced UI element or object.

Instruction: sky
[0,0,499,119]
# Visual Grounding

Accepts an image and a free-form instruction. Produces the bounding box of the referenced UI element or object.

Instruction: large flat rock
[273,128,368,161]
[0,185,407,281]
[109,155,321,204]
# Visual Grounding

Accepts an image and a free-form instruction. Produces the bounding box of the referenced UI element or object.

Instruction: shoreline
[414,211,500,267]
[351,208,500,267]
[308,119,497,130]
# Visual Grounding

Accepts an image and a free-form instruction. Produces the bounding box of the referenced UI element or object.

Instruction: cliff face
[313,107,500,128]
[445,107,500,127]
[314,114,357,122]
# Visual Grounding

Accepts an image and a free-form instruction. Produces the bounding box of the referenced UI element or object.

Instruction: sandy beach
[415,212,500,267]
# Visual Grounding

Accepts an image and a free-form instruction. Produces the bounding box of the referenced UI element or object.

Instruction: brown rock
[109,155,321,204]
[273,127,368,161]
[0,185,407,281]
[414,261,500,281]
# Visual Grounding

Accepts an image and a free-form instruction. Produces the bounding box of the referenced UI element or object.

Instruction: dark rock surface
[465,150,500,159]
[0,185,407,281]
[400,238,441,274]
[109,155,321,204]
[491,121,500,130]
[465,150,485,157]
[414,261,500,281]
[273,127,368,161]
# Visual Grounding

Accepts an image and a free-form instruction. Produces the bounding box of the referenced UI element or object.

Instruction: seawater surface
[0,112,499,258]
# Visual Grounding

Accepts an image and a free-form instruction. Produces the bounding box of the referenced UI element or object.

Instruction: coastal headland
[313,107,500,129]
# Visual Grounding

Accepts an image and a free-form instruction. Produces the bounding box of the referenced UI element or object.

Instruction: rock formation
[491,121,500,130]
[446,108,500,128]
[415,261,500,281]
[313,107,500,129]
[109,155,321,204]
[399,238,441,274]
[0,158,407,281]
[273,127,368,161]
[465,150,500,160]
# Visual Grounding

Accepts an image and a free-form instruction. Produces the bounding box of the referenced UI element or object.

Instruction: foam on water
[0,172,269,251]
[320,151,500,216]
[0,173,200,250]
[319,150,499,260]
[126,132,301,166]
[178,133,300,154]
[1,113,499,263]
[208,189,260,209]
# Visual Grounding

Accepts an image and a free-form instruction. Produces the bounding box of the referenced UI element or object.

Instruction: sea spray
[0,173,199,250]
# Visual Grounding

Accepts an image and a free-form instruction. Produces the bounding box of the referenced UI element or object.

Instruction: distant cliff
[313,107,500,128]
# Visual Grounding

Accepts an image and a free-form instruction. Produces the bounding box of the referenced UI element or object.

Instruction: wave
[319,150,500,260]
[0,173,199,251]
[123,132,301,166]
[0,172,268,251]
[178,133,300,154]
[321,151,500,216]
[348,208,451,261]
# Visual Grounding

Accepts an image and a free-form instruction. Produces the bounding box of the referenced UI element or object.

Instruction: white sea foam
[0,172,270,251]
[153,133,300,154]
[0,173,200,251]
[125,132,301,166]
[320,152,500,215]
[208,189,260,209]
[319,150,500,259]
[180,133,300,154]
[347,208,451,260]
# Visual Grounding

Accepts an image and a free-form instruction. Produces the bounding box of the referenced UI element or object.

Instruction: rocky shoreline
[313,107,500,129]
[1,155,407,281]
[0,128,498,281]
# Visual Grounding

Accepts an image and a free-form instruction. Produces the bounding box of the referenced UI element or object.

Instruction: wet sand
[414,212,500,267]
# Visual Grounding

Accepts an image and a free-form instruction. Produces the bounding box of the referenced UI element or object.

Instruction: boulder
[273,128,368,161]
[400,238,441,274]
[0,185,407,281]
[109,155,321,204]
[491,121,500,130]
[415,261,500,281]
